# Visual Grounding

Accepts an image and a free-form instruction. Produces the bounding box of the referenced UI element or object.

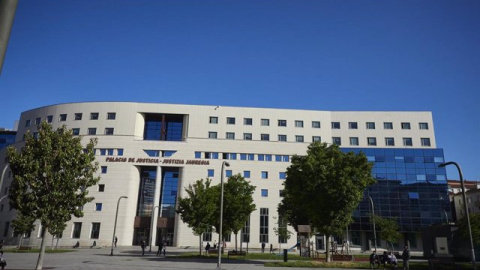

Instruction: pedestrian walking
[269,243,273,253]
[162,241,166,256]
[205,242,211,255]
[141,240,146,256]
[261,242,265,253]
[114,236,118,247]
[0,251,6,270]
[402,245,410,270]
[157,241,164,256]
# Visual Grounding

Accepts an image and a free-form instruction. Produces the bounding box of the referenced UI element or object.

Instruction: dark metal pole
[216,161,230,270]
[368,196,377,252]
[110,196,127,256]
[0,0,18,75]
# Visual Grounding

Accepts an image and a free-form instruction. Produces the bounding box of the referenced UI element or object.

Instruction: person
[341,241,346,254]
[157,241,164,256]
[402,246,410,270]
[261,242,265,253]
[369,251,379,269]
[73,241,80,248]
[388,251,398,269]
[114,236,118,248]
[0,240,3,250]
[382,251,389,268]
[0,251,6,270]
[162,241,166,256]
[205,242,211,255]
[141,240,146,256]
[270,243,273,253]
[213,240,217,249]
[90,240,96,249]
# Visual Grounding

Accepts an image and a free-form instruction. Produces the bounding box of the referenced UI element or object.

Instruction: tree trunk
[51,236,54,250]
[235,233,238,251]
[325,235,331,262]
[199,234,202,255]
[36,226,48,270]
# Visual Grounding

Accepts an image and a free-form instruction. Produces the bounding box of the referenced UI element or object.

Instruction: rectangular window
[332,137,341,145]
[105,128,114,135]
[261,134,270,141]
[258,154,265,161]
[259,208,269,243]
[209,117,218,124]
[74,113,82,120]
[242,217,250,243]
[72,128,80,136]
[261,119,270,126]
[226,132,235,140]
[312,121,321,128]
[195,152,201,159]
[421,138,431,146]
[98,184,105,192]
[3,221,9,237]
[35,117,41,125]
[100,149,106,156]
[295,135,304,142]
[208,169,214,177]
[312,136,321,142]
[101,166,107,174]
[72,222,82,238]
[208,132,217,139]
[243,171,250,178]
[95,203,102,211]
[278,135,287,142]
[331,122,340,129]
[419,122,429,130]
[243,133,252,140]
[107,112,116,120]
[367,137,377,146]
[226,117,236,125]
[385,137,395,146]
[248,154,254,160]
[261,171,268,179]
[244,118,253,125]
[295,120,303,128]
[59,114,67,121]
[90,113,99,120]
[226,170,232,177]
[384,122,393,129]
[279,172,286,179]
[350,137,359,146]
[88,128,97,135]
[47,115,53,123]
[403,137,413,146]
[278,216,288,244]
[117,149,124,156]
[349,122,358,129]
[366,122,375,129]
[90,222,101,239]
[107,149,114,155]
[265,154,272,161]
[261,189,268,197]
[278,120,287,127]
[401,122,411,129]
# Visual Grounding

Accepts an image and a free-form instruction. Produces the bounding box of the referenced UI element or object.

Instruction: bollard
[283,249,288,262]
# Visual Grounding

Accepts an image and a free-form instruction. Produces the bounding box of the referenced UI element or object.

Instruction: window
[279,172,286,179]
[242,218,250,243]
[47,115,53,123]
[366,122,375,129]
[243,133,252,140]
[195,152,201,158]
[331,122,340,129]
[350,137,359,146]
[90,222,101,239]
[259,208,269,243]
[72,222,82,238]
[88,128,96,135]
[107,112,116,120]
[3,221,9,237]
[261,119,270,126]
[90,113,99,120]
[203,227,212,242]
[295,120,303,128]
[72,128,80,136]
[384,122,393,129]
[105,128,114,135]
[59,114,67,121]
[258,154,265,161]
[403,137,413,146]
[74,113,82,120]
[261,171,268,179]
[278,135,287,142]
[208,169,214,177]
[101,166,108,174]
[278,216,288,244]
[312,121,321,128]
[419,122,429,130]
[226,170,232,177]
[312,136,321,142]
[244,118,253,125]
[278,120,287,127]
[98,184,105,192]
[35,117,41,125]
[295,135,304,142]
[349,122,358,129]
[117,149,124,156]
[226,132,235,140]
[100,149,107,156]
[385,137,395,146]
[209,117,218,124]
[401,122,411,129]
[208,132,217,139]
[226,117,236,125]
[261,134,270,141]
[243,171,250,178]
[261,189,268,197]
[367,137,377,146]
[332,137,341,145]
[421,138,431,146]
[95,203,102,211]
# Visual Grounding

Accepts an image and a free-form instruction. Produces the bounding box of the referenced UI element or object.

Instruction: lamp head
[438,161,454,168]
[224,161,230,167]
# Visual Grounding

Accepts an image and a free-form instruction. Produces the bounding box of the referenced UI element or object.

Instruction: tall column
[150,166,163,248]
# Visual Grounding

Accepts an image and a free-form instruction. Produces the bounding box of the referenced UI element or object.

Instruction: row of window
[95,148,124,156]
[208,132,314,142]
[73,127,115,136]
[25,112,116,127]
[195,152,290,162]
[207,169,286,180]
[71,222,101,239]
[209,116,429,130]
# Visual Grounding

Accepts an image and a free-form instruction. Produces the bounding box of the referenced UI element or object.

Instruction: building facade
[448,180,480,221]
[0,102,450,251]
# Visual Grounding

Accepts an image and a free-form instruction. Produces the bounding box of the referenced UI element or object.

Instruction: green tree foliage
[7,121,99,270]
[278,142,375,261]
[373,215,402,251]
[176,179,217,255]
[457,213,480,246]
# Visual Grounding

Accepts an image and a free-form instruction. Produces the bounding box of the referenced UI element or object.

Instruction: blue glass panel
[117,149,124,156]
[240,154,247,160]
[258,154,265,161]
[226,170,232,177]
[230,153,237,160]
[212,153,219,159]
[244,171,250,178]
[275,155,282,162]
[163,151,176,157]
[195,152,201,159]
[265,155,272,161]
[424,150,434,156]
[386,168,396,174]
[414,149,424,156]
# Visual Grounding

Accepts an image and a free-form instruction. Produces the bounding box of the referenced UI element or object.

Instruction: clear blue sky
[1,0,479,180]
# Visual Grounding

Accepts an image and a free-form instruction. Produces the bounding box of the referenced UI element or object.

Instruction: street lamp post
[149,205,159,252]
[110,196,128,256]
[216,161,230,270]
[368,196,377,252]
[439,162,476,265]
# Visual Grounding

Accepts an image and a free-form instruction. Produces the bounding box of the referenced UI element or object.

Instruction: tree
[212,174,256,251]
[373,215,401,251]
[278,142,375,262]
[274,216,292,252]
[457,213,480,246]
[7,121,99,270]
[11,213,36,248]
[176,179,217,255]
